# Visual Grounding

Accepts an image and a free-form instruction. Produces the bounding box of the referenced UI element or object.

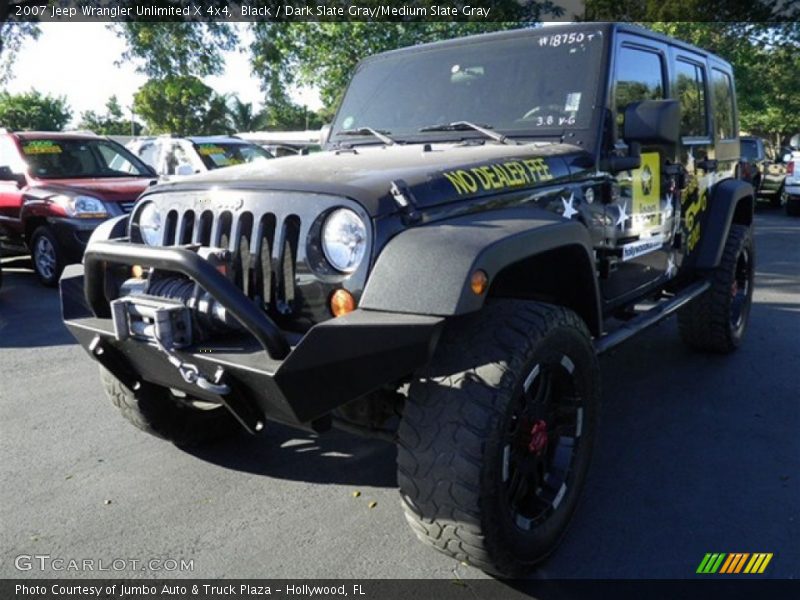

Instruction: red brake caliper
[528,419,549,456]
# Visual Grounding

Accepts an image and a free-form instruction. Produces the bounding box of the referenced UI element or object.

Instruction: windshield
[331,29,605,144]
[21,138,152,179]
[740,140,759,161]
[192,142,273,169]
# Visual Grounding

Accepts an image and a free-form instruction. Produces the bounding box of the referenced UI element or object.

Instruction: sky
[4,23,322,126]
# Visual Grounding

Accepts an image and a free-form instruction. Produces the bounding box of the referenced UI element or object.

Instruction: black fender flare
[88,214,128,243]
[693,179,754,270]
[360,207,602,335]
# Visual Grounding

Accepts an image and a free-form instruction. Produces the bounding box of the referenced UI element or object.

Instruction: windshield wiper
[418,121,510,145]
[338,127,395,146]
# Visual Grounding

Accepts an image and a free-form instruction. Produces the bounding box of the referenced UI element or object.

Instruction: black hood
[146,142,590,217]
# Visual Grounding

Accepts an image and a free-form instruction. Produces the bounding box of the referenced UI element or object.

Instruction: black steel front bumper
[61,240,443,432]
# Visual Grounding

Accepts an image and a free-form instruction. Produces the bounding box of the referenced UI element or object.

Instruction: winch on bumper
[60,239,443,434]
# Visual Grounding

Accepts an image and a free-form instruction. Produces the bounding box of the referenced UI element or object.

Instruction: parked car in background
[236,131,322,157]
[126,136,273,178]
[739,136,785,206]
[0,130,156,285]
[781,151,800,216]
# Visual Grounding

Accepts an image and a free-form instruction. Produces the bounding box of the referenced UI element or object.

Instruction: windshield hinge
[389,179,421,225]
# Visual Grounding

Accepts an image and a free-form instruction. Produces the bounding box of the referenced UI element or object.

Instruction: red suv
[0,130,156,285]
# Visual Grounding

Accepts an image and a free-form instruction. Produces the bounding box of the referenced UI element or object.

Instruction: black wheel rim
[730,247,752,330]
[502,357,583,531]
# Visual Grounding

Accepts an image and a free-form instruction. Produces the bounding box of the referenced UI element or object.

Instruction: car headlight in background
[138,202,162,246]
[322,208,367,273]
[51,194,108,219]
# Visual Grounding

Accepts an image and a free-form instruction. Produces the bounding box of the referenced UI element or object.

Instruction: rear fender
[693,179,754,270]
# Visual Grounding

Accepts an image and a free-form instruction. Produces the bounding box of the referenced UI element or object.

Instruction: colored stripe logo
[696,553,772,574]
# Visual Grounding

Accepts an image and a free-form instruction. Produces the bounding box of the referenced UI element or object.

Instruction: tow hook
[153,332,231,396]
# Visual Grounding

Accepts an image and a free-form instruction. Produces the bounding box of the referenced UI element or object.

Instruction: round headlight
[322,208,367,273]
[138,202,162,246]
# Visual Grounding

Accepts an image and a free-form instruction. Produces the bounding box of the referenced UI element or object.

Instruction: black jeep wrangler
[61,24,755,577]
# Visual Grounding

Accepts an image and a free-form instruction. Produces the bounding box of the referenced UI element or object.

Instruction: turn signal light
[330,289,356,317]
[470,269,488,295]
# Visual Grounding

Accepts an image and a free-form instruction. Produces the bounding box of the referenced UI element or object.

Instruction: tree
[582,0,800,142]
[112,22,237,78]
[0,90,72,131]
[644,23,800,143]
[0,22,40,85]
[78,95,143,136]
[133,76,231,135]
[248,21,545,113]
[227,96,265,132]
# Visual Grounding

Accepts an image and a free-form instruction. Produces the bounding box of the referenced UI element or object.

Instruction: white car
[782,150,800,216]
[126,135,273,179]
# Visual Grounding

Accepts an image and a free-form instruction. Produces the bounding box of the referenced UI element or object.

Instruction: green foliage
[261,92,325,132]
[646,22,800,142]
[0,22,40,85]
[112,22,237,78]
[249,22,535,113]
[133,76,231,135]
[0,90,71,131]
[227,96,266,132]
[78,96,143,136]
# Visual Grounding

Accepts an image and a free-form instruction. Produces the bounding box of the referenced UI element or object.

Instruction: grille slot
[276,216,300,314]
[195,211,214,246]
[119,201,136,214]
[256,214,277,308]
[163,210,177,245]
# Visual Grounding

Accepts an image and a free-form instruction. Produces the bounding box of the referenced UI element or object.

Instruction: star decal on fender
[561,193,579,219]
[662,193,674,219]
[666,253,677,278]
[616,201,629,228]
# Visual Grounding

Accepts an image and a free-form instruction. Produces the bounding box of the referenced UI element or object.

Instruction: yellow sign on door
[632,152,661,216]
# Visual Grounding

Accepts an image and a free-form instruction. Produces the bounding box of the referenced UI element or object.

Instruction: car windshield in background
[331,29,605,143]
[740,140,760,161]
[193,142,273,170]
[21,139,151,179]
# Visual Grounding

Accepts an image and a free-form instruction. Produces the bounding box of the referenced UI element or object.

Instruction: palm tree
[227,96,265,132]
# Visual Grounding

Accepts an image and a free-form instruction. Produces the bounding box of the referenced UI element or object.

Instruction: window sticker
[197,145,226,156]
[342,116,355,129]
[22,141,62,155]
[214,156,243,166]
[565,92,582,112]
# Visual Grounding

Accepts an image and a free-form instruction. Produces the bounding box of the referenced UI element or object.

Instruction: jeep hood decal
[150,142,590,216]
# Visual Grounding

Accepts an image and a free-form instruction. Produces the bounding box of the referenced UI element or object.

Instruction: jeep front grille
[161,208,300,315]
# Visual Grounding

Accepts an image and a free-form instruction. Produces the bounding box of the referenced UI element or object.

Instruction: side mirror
[607,100,681,174]
[175,163,195,176]
[319,124,332,147]
[623,99,681,146]
[0,166,26,187]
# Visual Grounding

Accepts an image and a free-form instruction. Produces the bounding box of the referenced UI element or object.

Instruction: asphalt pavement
[1,206,798,582]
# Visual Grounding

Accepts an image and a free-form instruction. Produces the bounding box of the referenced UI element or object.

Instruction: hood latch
[390,179,421,225]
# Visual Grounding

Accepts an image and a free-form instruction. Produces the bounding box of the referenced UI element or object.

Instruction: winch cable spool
[147,275,243,335]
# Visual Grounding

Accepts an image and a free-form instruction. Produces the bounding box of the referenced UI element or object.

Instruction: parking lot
[0,206,797,581]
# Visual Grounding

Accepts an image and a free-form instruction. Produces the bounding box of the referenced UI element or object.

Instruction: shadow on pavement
[0,258,76,348]
[186,422,399,488]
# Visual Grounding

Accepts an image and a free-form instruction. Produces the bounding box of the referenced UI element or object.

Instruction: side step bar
[595,280,710,354]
